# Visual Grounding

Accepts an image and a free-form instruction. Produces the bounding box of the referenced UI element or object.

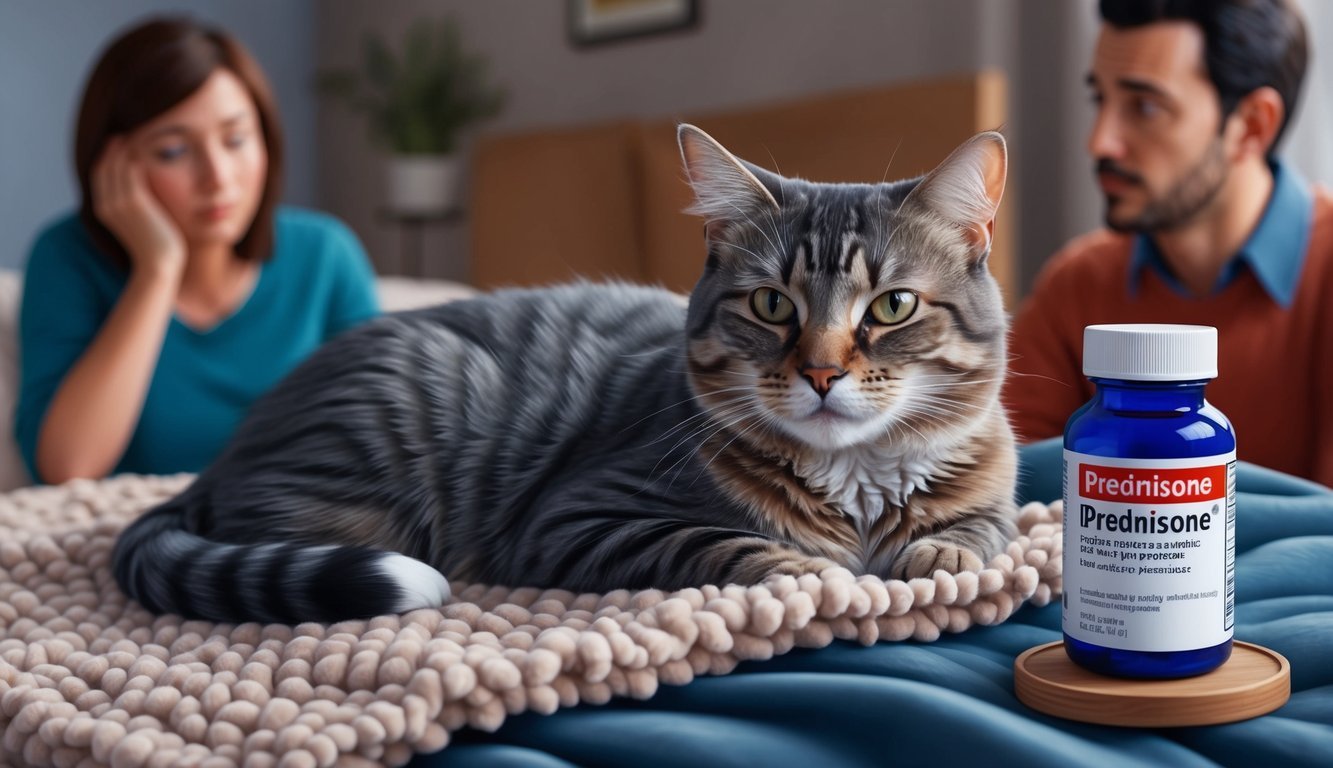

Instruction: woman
[15,17,380,485]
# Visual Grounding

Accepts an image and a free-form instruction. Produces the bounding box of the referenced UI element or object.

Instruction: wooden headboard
[469,71,1014,305]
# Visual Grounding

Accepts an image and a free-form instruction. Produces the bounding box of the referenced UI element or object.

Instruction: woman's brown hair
[75,16,285,269]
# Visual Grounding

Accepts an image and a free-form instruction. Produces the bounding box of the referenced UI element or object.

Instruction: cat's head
[678,124,1008,452]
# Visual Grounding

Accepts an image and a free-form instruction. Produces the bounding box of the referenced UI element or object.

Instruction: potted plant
[320,17,505,214]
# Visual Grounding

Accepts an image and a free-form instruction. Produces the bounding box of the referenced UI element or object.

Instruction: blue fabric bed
[412,439,1333,767]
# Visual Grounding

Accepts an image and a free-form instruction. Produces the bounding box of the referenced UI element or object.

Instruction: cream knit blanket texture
[0,475,1063,767]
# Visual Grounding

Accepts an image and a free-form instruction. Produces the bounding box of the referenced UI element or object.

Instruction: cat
[112,124,1018,624]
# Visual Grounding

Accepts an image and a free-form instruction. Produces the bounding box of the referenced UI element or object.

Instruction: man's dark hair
[1100,0,1308,154]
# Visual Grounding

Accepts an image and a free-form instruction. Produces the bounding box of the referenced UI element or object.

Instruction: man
[1005,0,1333,486]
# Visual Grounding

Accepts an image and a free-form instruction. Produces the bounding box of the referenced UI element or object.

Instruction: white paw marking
[378,553,451,612]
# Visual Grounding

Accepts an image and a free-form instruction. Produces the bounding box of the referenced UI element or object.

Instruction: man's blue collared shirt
[1129,159,1314,308]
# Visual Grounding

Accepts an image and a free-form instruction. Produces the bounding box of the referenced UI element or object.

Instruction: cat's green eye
[868,290,918,325]
[750,288,796,324]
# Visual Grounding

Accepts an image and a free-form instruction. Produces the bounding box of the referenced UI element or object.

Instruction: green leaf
[362,33,397,92]
[315,14,506,154]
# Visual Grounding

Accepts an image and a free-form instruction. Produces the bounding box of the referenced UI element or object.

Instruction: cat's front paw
[893,540,984,580]
[766,555,840,579]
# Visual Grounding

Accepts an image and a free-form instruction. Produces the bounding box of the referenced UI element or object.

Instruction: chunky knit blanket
[0,476,1062,767]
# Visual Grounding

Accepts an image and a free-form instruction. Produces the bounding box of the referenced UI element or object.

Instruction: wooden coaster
[1014,641,1290,727]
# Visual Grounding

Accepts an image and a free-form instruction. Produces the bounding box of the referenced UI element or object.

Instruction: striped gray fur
[113,125,1019,623]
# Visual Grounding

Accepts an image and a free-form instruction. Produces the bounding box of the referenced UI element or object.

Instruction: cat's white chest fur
[795,442,948,533]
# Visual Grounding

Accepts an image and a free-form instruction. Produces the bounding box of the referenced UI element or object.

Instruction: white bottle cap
[1082,324,1217,381]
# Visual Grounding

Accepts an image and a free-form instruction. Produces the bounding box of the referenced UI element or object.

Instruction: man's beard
[1100,138,1229,233]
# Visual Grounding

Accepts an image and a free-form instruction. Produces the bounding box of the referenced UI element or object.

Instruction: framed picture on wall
[568,0,700,47]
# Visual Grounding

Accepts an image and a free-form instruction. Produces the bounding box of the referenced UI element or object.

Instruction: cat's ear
[903,131,1007,259]
[678,124,781,226]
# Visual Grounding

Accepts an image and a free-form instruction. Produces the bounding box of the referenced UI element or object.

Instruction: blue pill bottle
[1062,324,1236,678]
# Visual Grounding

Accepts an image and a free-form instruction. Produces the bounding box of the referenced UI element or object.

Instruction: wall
[1013,0,1100,293]
[0,1,1104,296]
[315,0,1099,293]
[0,0,316,270]
[4,2,1328,295]
[1287,0,1333,189]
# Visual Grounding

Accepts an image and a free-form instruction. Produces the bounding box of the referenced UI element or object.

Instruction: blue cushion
[413,438,1333,767]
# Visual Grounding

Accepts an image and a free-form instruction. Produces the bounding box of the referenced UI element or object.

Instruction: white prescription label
[1062,450,1236,652]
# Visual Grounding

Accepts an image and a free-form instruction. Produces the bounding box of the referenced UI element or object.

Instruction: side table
[378,207,465,277]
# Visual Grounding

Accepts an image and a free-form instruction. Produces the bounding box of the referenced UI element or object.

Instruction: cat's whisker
[893,403,956,423]
[661,403,764,490]
[909,370,996,380]
[696,387,773,406]
[764,145,783,178]
[873,227,900,264]
[684,407,772,479]
[874,373,1003,394]
[647,396,757,448]
[690,408,783,488]
[762,209,787,256]
[752,190,788,253]
[911,388,997,405]
[650,398,760,475]
[693,368,767,381]
[869,140,905,275]
[880,138,905,185]
[897,408,956,435]
[622,385,761,437]
[895,379,990,390]
[901,381,1001,395]
[639,406,724,446]
[890,398,989,434]
[910,375,1002,384]
[900,395,988,419]
[616,345,680,358]
[718,240,769,264]
[648,409,751,453]
[723,199,781,257]
[890,394,954,421]
[909,370,1001,381]
[882,411,932,444]
[1004,369,1070,386]
[665,364,763,381]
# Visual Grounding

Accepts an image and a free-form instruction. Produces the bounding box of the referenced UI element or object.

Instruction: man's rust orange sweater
[1005,189,1333,488]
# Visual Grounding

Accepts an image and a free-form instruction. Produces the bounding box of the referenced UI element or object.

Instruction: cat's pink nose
[799,364,847,398]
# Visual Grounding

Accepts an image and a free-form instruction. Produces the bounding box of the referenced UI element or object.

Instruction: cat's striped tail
[111,503,450,624]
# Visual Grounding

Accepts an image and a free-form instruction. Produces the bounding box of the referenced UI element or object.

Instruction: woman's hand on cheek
[93,137,186,278]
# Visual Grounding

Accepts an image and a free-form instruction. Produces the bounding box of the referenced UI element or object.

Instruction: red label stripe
[1079,463,1226,504]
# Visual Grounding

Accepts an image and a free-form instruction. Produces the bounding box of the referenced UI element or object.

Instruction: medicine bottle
[1063,324,1235,678]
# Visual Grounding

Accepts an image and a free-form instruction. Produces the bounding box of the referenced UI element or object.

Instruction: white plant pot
[385,154,462,215]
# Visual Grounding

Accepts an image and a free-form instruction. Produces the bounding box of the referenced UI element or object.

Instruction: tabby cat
[113,125,1018,624]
